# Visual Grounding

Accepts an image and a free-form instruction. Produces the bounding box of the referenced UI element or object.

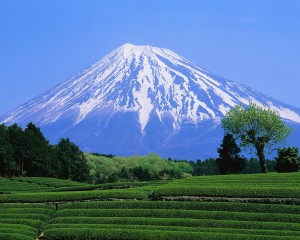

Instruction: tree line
[188,103,299,176]
[0,122,89,182]
[0,122,193,183]
[188,133,300,176]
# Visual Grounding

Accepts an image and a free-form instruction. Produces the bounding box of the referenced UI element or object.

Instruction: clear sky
[1,0,300,115]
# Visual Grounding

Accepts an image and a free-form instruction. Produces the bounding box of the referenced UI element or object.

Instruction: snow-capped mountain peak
[1,43,300,159]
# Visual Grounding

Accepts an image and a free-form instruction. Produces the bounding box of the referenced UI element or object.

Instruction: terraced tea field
[0,177,90,194]
[152,172,300,202]
[1,173,300,239]
[45,201,300,240]
[0,203,54,240]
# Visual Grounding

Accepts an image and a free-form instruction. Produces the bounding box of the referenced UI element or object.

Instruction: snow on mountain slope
[1,43,300,159]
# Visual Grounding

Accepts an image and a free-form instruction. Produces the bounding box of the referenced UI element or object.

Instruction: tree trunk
[19,158,21,176]
[21,161,24,176]
[256,144,267,173]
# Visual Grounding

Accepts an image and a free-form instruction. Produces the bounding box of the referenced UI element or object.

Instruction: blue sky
[1,0,300,114]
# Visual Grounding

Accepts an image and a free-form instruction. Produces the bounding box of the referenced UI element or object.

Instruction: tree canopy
[222,103,291,173]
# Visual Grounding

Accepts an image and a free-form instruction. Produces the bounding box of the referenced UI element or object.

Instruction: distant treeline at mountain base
[0,123,193,183]
[1,122,299,183]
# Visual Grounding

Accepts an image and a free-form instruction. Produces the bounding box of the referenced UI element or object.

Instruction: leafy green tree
[216,133,246,174]
[274,147,300,172]
[222,103,291,173]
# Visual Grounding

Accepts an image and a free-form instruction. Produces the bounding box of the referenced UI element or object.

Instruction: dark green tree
[0,124,17,176]
[242,158,260,174]
[131,166,152,181]
[194,158,219,176]
[7,124,26,175]
[119,166,131,180]
[216,133,246,174]
[222,103,291,173]
[56,138,89,182]
[47,145,61,178]
[274,147,300,172]
[24,122,51,176]
[56,140,71,179]
[266,160,276,172]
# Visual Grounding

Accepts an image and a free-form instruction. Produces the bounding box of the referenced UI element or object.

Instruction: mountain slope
[1,43,300,159]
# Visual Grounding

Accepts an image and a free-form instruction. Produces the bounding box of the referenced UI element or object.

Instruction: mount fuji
[1,43,300,160]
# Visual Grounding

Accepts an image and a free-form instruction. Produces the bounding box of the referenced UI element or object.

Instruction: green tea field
[1,173,300,239]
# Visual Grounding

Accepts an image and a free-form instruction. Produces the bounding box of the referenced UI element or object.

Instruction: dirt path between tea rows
[36,232,44,240]
[160,196,300,204]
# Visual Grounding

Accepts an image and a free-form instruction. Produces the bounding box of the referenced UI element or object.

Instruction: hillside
[1,173,300,239]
